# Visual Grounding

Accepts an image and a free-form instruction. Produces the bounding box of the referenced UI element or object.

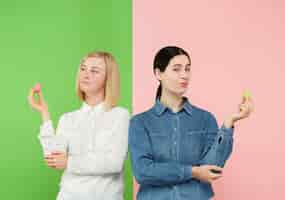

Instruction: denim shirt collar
[153,97,193,116]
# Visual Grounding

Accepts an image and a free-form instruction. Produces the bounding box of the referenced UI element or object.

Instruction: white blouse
[38,102,130,200]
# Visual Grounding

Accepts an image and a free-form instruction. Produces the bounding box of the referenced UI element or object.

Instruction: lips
[180,82,188,88]
[81,81,90,84]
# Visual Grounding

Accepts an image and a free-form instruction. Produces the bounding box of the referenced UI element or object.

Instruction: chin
[172,91,186,97]
[80,86,89,92]
[176,88,188,96]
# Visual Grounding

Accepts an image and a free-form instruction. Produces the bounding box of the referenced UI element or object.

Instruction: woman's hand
[44,151,68,170]
[192,165,223,183]
[27,87,50,122]
[224,96,254,128]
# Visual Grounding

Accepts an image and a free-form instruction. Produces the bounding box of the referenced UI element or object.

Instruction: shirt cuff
[39,120,53,136]
[40,120,52,130]
[184,165,193,180]
[220,124,234,136]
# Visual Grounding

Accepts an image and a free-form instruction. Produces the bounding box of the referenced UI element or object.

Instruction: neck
[84,91,105,107]
[160,89,184,113]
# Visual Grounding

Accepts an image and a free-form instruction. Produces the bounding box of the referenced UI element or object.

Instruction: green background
[0,0,132,199]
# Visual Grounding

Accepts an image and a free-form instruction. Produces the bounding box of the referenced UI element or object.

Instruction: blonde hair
[76,51,120,111]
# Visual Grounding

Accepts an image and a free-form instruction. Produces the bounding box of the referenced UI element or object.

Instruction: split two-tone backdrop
[1,0,285,199]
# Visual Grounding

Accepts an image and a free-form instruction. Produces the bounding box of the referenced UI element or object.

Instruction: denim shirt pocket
[182,130,206,162]
[149,132,171,161]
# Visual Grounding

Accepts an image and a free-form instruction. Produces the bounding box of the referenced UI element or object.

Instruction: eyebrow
[172,63,191,67]
[80,65,102,69]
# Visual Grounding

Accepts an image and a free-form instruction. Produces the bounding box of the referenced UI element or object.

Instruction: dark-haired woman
[129,46,253,200]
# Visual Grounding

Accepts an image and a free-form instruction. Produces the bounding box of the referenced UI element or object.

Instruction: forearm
[130,151,193,186]
[38,120,57,154]
[134,163,193,186]
[199,125,234,167]
[38,115,68,154]
[41,110,50,123]
[223,115,235,129]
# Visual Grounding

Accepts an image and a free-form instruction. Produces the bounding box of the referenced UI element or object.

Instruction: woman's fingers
[45,159,55,165]
[44,152,66,169]
[239,100,253,115]
[51,152,66,160]
[239,104,247,112]
[45,152,67,170]
[49,152,66,163]
[209,165,223,171]
[241,96,247,104]
[29,87,35,97]
[28,87,48,113]
[28,87,42,110]
[248,100,254,112]
[37,91,45,104]
[28,88,35,105]
[211,173,223,180]
[207,165,223,181]
[240,98,254,111]
[44,155,62,168]
[28,99,40,111]
[51,151,65,155]
[44,158,56,167]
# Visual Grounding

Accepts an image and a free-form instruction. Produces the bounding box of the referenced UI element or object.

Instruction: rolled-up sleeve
[199,112,234,167]
[38,115,68,155]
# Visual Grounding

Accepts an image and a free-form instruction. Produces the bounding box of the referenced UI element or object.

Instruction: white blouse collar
[81,101,105,114]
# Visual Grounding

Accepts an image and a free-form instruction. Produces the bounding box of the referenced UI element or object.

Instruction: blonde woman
[28,51,130,200]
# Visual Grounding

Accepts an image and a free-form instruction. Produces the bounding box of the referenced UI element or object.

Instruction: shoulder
[58,109,81,122]
[129,108,154,126]
[191,105,218,129]
[106,106,130,119]
[188,103,218,128]
[191,104,216,120]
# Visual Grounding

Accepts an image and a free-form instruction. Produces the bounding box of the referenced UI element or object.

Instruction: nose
[82,70,90,80]
[84,74,90,80]
[180,70,189,80]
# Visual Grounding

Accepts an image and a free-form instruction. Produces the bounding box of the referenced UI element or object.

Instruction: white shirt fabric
[38,102,130,200]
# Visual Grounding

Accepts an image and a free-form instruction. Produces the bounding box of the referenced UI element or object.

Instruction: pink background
[133,0,285,199]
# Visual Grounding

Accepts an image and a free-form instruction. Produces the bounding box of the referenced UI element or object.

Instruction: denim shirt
[129,98,234,200]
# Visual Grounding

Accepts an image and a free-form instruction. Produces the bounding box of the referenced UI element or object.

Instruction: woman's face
[79,57,107,95]
[156,54,191,96]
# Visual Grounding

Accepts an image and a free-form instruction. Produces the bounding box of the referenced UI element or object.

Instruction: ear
[154,68,162,81]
